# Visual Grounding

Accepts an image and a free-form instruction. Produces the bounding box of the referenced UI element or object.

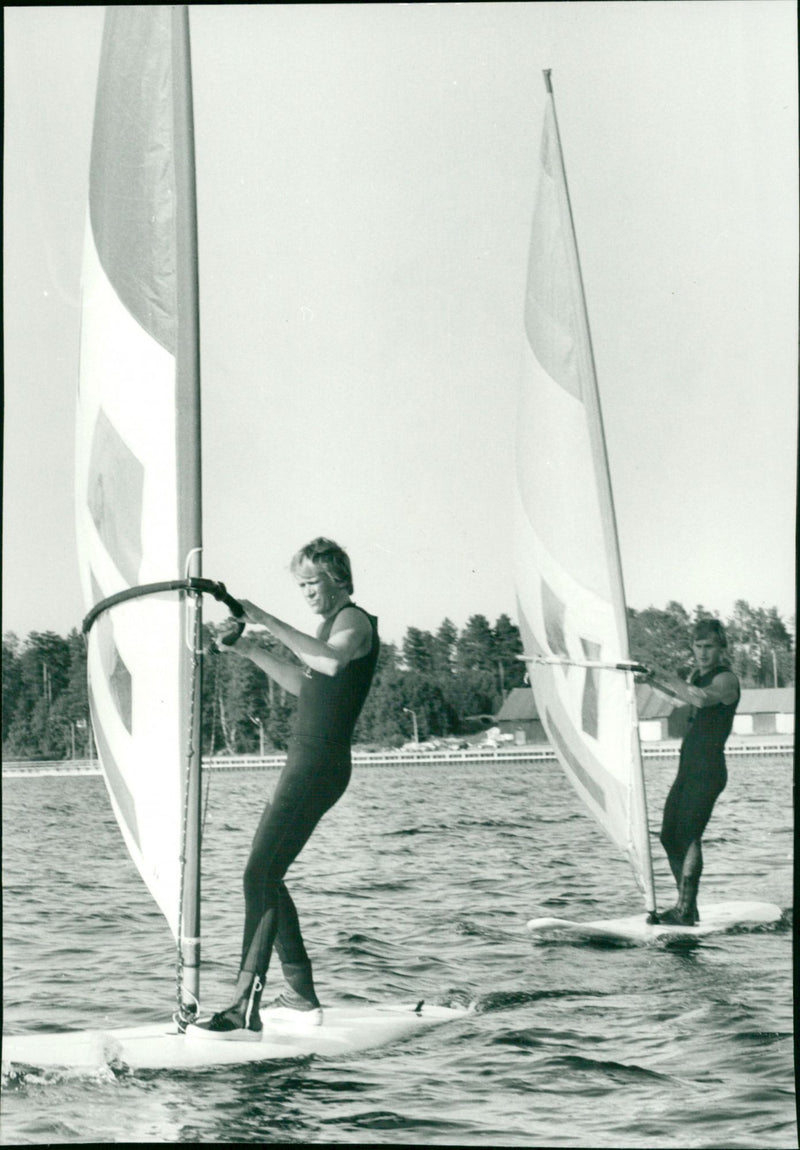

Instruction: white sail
[75,7,203,947]
[515,75,656,911]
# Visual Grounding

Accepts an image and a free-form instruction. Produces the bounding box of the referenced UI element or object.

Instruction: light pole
[403,707,419,744]
[76,718,89,758]
[250,715,265,756]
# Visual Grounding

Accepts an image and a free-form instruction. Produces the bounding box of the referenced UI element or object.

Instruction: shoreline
[2,735,793,778]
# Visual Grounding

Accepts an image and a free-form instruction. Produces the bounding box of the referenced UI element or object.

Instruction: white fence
[2,736,793,778]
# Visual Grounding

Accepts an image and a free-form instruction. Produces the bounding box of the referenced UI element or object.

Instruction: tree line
[2,599,793,760]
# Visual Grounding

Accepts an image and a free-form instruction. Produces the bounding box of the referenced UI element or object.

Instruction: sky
[3,2,797,649]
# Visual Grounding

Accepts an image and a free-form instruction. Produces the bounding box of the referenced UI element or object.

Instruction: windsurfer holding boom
[643,619,740,925]
[187,537,379,1041]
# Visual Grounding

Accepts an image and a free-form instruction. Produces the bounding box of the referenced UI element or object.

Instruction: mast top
[543,69,553,94]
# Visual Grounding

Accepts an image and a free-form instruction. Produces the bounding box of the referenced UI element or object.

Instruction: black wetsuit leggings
[240,736,351,978]
[660,754,727,862]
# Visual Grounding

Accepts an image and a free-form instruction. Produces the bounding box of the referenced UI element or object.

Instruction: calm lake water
[1,752,795,1146]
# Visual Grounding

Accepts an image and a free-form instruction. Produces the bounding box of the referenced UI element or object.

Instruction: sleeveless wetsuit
[660,664,740,861]
[239,605,379,980]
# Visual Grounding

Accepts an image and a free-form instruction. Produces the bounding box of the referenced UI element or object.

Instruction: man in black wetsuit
[188,537,379,1042]
[647,619,740,926]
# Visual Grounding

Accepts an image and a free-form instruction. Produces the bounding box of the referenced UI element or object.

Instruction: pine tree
[46,630,90,758]
[727,600,794,687]
[5,632,72,757]
[433,618,458,676]
[402,627,436,674]
[456,614,495,674]
[493,613,525,696]
[628,602,693,679]
[2,633,23,749]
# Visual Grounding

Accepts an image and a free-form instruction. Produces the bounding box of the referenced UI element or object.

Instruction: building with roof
[495,684,794,743]
[632,683,690,741]
[494,687,547,743]
[495,684,687,744]
[733,688,794,735]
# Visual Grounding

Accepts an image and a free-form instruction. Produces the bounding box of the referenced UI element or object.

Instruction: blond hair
[290,537,353,594]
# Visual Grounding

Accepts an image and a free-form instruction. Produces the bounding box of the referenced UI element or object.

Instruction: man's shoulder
[711,667,740,704]
[332,604,373,632]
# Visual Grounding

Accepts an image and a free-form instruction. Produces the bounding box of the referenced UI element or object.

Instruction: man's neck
[323,594,351,622]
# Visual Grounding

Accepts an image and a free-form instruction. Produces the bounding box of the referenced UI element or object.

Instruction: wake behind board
[527,900,783,944]
[2,1001,467,1072]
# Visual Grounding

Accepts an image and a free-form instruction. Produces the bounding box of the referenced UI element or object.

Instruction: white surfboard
[2,1001,468,1072]
[526,900,784,944]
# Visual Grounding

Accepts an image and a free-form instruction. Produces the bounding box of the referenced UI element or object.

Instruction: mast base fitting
[174,1001,198,1034]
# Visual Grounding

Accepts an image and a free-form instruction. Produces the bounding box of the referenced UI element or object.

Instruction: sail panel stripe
[545,708,606,810]
[89,6,177,354]
[523,102,583,402]
[89,688,141,850]
[86,409,145,589]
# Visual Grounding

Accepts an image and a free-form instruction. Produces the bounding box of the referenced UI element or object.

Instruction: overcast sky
[3,3,797,647]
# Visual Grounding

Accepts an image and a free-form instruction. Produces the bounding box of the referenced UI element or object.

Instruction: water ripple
[1,757,794,1147]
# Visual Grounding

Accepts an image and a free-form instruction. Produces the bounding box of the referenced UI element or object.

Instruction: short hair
[290,537,353,594]
[692,618,727,648]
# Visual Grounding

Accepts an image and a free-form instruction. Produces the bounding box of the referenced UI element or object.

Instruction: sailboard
[2,1002,467,1072]
[526,901,783,945]
[2,7,466,1073]
[516,73,779,944]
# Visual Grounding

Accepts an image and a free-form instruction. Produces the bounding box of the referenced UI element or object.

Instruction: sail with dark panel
[75,7,203,955]
[514,74,656,912]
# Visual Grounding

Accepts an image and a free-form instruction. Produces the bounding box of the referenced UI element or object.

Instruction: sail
[514,74,656,911]
[75,7,202,944]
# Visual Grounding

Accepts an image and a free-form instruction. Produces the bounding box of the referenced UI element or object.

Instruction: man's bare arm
[238,602,372,677]
[224,636,305,696]
[650,669,738,708]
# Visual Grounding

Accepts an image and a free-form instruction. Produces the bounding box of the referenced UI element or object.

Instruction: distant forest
[2,599,794,761]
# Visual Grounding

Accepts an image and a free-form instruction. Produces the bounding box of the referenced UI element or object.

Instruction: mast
[172,5,203,1006]
[541,71,656,914]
